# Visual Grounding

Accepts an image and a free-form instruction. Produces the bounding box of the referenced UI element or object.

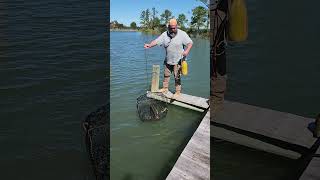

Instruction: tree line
[110,5,209,37]
[139,6,209,36]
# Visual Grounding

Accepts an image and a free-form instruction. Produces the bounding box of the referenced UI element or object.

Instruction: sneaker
[159,88,169,93]
[172,91,181,99]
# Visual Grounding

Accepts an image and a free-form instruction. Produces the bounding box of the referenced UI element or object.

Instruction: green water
[0,1,106,179]
[211,140,297,180]
[110,31,209,179]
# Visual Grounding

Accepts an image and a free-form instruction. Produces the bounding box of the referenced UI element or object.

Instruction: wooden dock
[147,87,320,179]
[147,89,210,180]
[147,64,209,113]
[212,100,320,179]
[211,100,318,159]
[299,147,320,180]
[146,91,209,112]
[166,110,210,180]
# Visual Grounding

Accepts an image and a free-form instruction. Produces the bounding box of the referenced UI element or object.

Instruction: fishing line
[136,35,168,122]
[144,45,149,91]
[141,34,150,93]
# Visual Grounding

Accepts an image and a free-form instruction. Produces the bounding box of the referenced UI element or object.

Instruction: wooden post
[151,65,160,92]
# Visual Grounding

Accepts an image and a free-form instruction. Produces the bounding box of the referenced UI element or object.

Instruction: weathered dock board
[211,101,318,159]
[299,147,320,180]
[166,110,210,180]
[211,125,302,159]
[147,91,209,112]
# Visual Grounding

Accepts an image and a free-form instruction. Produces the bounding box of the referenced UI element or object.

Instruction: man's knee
[175,77,181,85]
[212,73,227,92]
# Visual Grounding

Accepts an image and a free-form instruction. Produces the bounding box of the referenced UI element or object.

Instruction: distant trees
[152,17,161,29]
[197,0,209,8]
[160,9,173,25]
[177,14,188,30]
[130,22,137,29]
[150,7,158,30]
[138,6,209,36]
[111,5,209,37]
[110,20,125,29]
[190,6,208,31]
[140,10,147,28]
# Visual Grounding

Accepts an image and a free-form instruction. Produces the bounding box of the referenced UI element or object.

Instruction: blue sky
[110,0,206,26]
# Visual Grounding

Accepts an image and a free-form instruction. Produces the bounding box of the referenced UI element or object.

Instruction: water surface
[0,1,107,179]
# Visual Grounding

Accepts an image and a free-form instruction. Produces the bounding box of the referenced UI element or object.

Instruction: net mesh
[136,93,168,121]
[82,105,109,180]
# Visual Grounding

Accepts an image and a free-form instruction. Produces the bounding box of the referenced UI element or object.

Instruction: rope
[212,3,228,78]
[144,46,149,92]
[140,33,151,94]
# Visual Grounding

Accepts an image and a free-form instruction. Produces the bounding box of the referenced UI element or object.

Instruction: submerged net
[82,105,109,180]
[136,93,168,121]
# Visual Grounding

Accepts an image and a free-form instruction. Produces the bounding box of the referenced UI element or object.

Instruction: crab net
[136,93,168,121]
[82,105,109,180]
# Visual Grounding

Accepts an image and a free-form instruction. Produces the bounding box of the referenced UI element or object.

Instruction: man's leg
[173,64,181,98]
[160,63,171,93]
[212,72,227,115]
[212,39,227,114]
[211,0,228,117]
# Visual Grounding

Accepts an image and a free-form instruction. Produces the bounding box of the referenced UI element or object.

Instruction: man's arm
[182,32,193,57]
[144,33,165,49]
[182,43,193,57]
[144,40,158,49]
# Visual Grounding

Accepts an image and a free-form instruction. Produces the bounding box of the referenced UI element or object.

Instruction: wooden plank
[147,91,209,111]
[151,65,160,92]
[211,125,301,159]
[299,147,320,180]
[212,101,317,159]
[214,101,316,148]
[147,91,205,112]
[166,110,210,180]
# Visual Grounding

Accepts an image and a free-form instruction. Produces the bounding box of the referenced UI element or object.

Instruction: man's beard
[168,30,177,38]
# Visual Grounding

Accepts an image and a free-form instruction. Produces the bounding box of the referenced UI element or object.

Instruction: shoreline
[110,28,139,32]
[110,28,209,39]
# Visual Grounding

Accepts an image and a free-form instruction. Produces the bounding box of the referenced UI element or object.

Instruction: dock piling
[151,65,160,92]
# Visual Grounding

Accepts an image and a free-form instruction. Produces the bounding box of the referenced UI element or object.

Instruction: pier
[147,90,210,180]
[146,64,210,179]
[211,100,320,179]
[166,110,210,180]
[146,91,209,112]
[145,64,319,179]
[299,147,320,180]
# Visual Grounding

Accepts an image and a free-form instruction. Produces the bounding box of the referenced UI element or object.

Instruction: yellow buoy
[228,0,248,42]
[181,59,188,76]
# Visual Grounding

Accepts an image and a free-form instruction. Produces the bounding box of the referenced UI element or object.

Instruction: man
[211,0,228,115]
[144,18,193,99]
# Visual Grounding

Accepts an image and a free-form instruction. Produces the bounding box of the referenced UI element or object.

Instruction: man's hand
[182,50,189,57]
[182,43,193,57]
[144,40,158,49]
[144,44,151,49]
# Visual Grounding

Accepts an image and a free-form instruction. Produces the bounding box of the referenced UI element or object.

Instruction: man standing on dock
[144,18,193,99]
[211,0,248,115]
[211,0,229,115]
